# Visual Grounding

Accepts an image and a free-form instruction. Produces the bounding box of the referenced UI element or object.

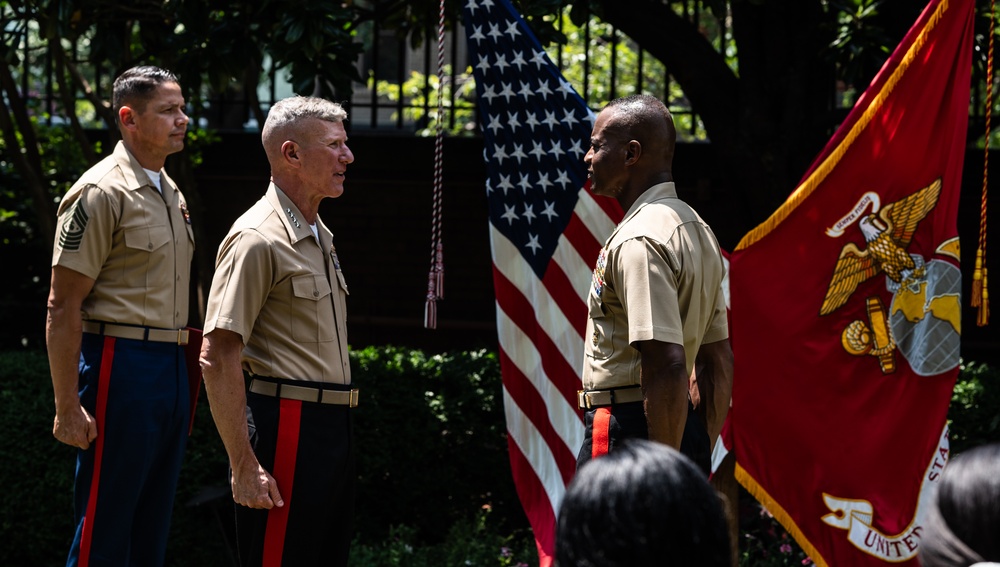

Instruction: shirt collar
[266,183,331,245]
[621,181,678,222]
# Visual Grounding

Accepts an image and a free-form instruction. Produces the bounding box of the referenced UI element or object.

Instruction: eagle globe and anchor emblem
[819,177,961,377]
[816,178,961,562]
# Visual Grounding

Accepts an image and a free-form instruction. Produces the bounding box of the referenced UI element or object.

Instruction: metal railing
[4,3,714,139]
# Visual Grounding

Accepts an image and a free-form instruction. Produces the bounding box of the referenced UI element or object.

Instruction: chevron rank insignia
[58,201,89,251]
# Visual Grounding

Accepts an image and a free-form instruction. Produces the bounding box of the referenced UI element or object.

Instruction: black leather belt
[577,386,643,409]
[249,378,359,407]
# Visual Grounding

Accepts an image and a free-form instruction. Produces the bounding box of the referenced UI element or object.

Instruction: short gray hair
[262,96,348,147]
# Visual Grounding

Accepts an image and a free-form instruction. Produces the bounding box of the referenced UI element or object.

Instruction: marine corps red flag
[729,0,974,565]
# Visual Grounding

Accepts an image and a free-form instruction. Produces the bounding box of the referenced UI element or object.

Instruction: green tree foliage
[373,64,479,136]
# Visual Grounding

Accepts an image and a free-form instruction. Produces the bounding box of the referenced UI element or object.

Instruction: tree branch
[595,0,740,147]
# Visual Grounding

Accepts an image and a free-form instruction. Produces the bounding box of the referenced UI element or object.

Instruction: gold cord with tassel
[971,0,994,326]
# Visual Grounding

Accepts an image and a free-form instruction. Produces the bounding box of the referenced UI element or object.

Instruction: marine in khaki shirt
[582,182,728,391]
[45,66,194,567]
[203,182,350,383]
[52,140,194,330]
[200,96,358,567]
[576,95,733,470]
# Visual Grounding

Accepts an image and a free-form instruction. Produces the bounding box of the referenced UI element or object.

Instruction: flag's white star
[510,143,528,164]
[542,110,559,129]
[482,83,499,105]
[536,80,553,99]
[495,54,510,73]
[558,77,576,98]
[494,143,509,164]
[499,82,516,103]
[487,115,503,135]
[518,173,532,194]
[525,112,541,132]
[504,20,521,41]
[541,201,559,221]
[549,139,566,159]
[511,50,527,71]
[525,233,542,254]
[562,108,580,127]
[469,23,486,44]
[568,139,586,159]
[465,0,479,16]
[501,204,519,225]
[522,203,537,224]
[496,174,515,195]
[555,170,572,190]
[518,81,533,101]
[507,111,522,131]
[529,140,546,160]
[476,54,490,74]
[537,172,553,192]
[488,23,503,41]
[530,49,548,70]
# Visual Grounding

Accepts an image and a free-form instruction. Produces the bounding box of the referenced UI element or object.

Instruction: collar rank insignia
[330,244,341,271]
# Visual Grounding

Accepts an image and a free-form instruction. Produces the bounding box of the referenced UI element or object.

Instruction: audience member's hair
[555,439,731,567]
[920,442,1000,567]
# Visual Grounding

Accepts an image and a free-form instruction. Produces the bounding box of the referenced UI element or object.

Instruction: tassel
[434,242,444,300]
[972,248,984,307]
[424,272,439,330]
[976,267,989,327]
[424,296,438,330]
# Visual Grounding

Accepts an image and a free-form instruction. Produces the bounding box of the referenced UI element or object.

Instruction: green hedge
[3,349,998,566]
[0,346,535,566]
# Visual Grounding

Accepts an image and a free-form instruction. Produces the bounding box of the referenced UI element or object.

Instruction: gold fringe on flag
[736,0,950,251]
[735,464,830,567]
[971,0,994,326]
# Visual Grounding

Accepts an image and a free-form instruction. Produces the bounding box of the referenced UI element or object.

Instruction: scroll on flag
[728,0,974,565]
[461,0,622,564]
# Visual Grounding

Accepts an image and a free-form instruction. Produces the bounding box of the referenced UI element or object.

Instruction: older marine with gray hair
[200,95,357,566]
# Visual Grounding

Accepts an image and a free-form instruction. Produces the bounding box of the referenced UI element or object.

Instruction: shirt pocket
[585,291,615,361]
[123,225,172,287]
[290,274,334,342]
[124,224,172,252]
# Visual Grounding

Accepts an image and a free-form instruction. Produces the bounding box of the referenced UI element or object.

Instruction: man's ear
[118,106,136,130]
[625,140,641,164]
[281,140,300,166]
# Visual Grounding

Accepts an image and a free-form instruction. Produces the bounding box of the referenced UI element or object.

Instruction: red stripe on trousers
[79,337,116,567]
[263,398,302,565]
[591,407,611,459]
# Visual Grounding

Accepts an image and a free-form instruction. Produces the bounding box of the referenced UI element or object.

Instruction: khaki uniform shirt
[51,141,194,329]
[582,182,728,390]
[204,184,351,384]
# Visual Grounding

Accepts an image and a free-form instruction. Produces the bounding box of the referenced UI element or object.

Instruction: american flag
[461,0,622,563]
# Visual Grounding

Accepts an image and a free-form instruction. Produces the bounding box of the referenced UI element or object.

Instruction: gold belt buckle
[349,389,360,408]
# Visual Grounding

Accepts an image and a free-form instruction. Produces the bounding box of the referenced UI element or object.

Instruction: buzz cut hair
[262,96,348,144]
[112,66,179,117]
[604,94,675,141]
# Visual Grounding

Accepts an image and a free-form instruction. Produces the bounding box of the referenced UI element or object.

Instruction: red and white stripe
[490,186,618,566]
